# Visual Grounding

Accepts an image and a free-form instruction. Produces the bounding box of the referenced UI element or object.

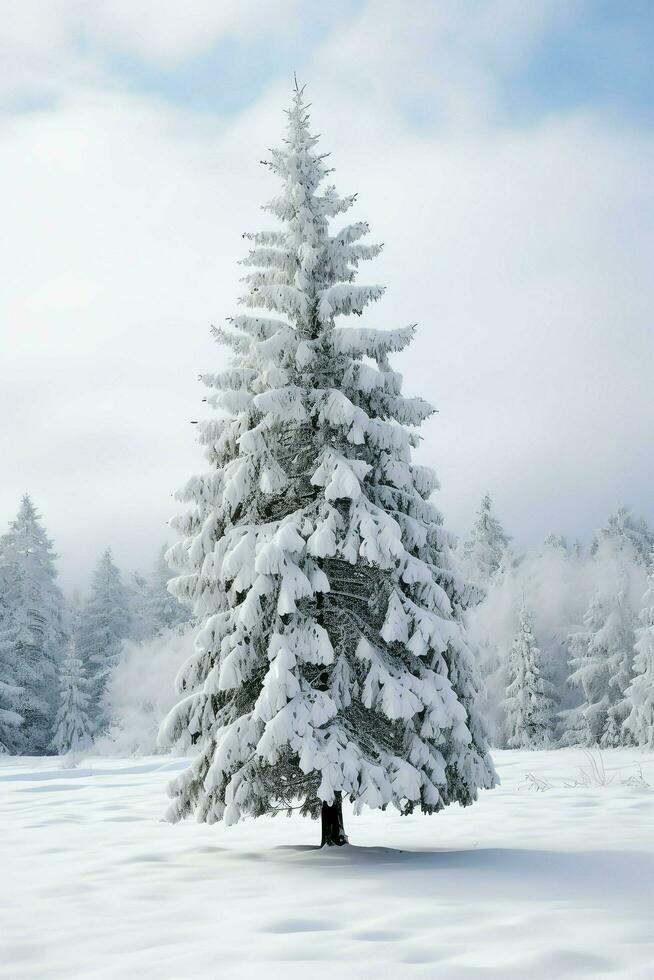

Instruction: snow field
[1,748,653,979]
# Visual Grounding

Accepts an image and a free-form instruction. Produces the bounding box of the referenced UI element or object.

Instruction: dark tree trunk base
[320,793,348,847]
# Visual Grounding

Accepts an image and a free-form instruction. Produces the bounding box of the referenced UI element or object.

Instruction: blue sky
[42,1,654,123]
[516,1,653,123]
[4,2,653,122]
[1,0,653,586]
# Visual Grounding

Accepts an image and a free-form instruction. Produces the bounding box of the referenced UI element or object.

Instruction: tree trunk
[320,792,348,847]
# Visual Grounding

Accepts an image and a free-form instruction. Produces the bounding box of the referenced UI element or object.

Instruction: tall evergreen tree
[78,549,131,733]
[50,638,93,754]
[463,494,511,588]
[504,603,556,748]
[0,495,67,753]
[624,567,654,748]
[161,84,496,844]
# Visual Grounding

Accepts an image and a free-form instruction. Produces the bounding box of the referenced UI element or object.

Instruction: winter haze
[2,0,653,589]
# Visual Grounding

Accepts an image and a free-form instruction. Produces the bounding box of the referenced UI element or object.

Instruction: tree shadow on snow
[273,843,654,899]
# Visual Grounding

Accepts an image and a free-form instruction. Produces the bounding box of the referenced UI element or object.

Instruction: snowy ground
[1,749,653,979]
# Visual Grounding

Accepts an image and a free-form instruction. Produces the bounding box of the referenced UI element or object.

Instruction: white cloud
[0,0,304,102]
[305,0,578,128]
[1,1,652,587]
[75,0,303,63]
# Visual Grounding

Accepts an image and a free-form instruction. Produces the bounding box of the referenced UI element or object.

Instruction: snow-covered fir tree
[602,576,637,746]
[624,567,654,748]
[50,638,93,754]
[77,549,131,733]
[503,603,556,748]
[148,546,191,636]
[0,495,68,753]
[563,586,635,746]
[462,494,511,589]
[0,578,43,753]
[559,628,594,745]
[542,533,569,554]
[126,571,153,643]
[116,553,190,645]
[583,513,644,745]
[161,84,496,845]
[592,507,654,566]
[460,495,511,743]
[0,569,24,753]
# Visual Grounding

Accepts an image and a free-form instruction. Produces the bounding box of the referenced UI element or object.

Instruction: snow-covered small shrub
[620,766,650,789]
[518,772,554,792]
[519,751,651,792]
[562,750,614,788]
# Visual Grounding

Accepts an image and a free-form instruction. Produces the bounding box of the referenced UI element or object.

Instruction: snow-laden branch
[317,284,385,322]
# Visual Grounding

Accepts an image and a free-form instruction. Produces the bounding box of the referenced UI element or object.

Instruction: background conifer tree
[563,586,635,746]
[504,603,556,748]
[0,495,67,753]
[50,638,93,754]
[624,566,654,748]
[559,629,594,746]
[563,593,612,745]
[592,507,654,565]
[462,494,511,589]
[0,571,24,753]
[601,577,637,746]
[126,571,153,644]
[78,549,131,733]
[148,547,191,636]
